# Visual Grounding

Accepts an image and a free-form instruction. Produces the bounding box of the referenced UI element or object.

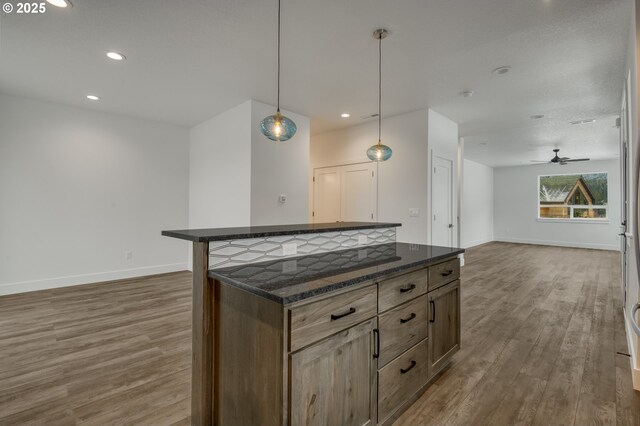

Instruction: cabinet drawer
[289,285,377,352]
[378,339,429,424]
[378,295,428,366]
[428,257,460,291]
[378,268,428,313]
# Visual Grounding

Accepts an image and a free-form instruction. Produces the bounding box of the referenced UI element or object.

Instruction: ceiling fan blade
[559,157,570,161]
[563,158,590,162]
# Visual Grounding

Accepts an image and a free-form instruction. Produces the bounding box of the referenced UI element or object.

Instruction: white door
[432,155,454,247]
[341,164,377,222]
[313,167,341,223]
[621,74,632,305]
[313,163,377,223]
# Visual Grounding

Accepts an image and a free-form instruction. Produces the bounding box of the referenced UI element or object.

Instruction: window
[538,173,608,221]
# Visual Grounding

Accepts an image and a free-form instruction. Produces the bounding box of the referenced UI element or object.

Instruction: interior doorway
[621,71,632,306]
[312,163,377,223]
[432,155,454,247]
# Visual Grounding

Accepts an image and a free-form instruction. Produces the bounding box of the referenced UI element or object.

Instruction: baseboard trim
[494,237,618,251]
[0,263,189,296]
[624,308,640,390]
[462,237,495,249]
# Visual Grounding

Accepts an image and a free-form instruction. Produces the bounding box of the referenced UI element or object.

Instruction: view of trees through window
[538,173,608,220]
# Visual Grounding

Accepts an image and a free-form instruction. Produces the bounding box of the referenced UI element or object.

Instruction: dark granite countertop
[209,242,464,304]
[162,222,401,243]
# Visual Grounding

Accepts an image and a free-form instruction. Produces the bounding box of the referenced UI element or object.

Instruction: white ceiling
[0,0,632,167]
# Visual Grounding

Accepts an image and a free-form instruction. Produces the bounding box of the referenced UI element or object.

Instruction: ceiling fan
[530,149,590,165]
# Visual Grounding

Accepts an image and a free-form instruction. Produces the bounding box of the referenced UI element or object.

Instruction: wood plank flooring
[396,242,640,426]
[0,242,638,425]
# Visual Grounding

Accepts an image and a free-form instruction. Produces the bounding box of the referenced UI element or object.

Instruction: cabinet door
[428,280,460,375]
[290,318,377,426]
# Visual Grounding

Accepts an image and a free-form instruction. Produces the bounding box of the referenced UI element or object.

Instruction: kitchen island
[162,222,464,426]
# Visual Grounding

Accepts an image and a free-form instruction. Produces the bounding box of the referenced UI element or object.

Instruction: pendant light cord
[276,0,281,112]
[378,34,382,144]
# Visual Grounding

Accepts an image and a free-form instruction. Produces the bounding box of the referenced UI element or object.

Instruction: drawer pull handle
[430,300,436,323]
[400,313,417,324]
[400,360,417,374]
[331,307,356,321]
[441,270,454,277]
[399,284,416,293]
[373,329,380,359]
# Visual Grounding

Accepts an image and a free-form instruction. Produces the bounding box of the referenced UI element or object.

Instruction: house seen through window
[538,173,608,220]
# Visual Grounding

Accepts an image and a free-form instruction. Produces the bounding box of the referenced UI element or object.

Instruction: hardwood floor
[396,242,640,426]
[0,242,639,425]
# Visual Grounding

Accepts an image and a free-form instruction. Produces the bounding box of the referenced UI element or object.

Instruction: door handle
[429,300,436,322]
[448,224,453,228]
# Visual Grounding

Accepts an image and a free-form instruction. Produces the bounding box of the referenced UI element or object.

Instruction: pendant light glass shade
[260,0,297,142]
[260,111,297,141]
[367,143,393,162]
[367,29,392,162]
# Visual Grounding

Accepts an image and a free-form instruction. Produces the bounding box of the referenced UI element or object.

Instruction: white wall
[311,109,460,245]
[493,160,620,250]
[189,101,252,229]
[0,94,190,295]
[250,101,310,225]
[427,110,460,247]
[461,159,494,248]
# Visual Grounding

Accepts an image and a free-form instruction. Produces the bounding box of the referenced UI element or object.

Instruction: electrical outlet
[409,208,420,217]
[278,194,287,204]
[358,249,368,260]
[358,235,367,245]
[282,243,297,256]
[125,251,133,261]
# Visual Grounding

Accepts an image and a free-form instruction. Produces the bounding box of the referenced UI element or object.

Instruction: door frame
[312,161,379,223]
[430,152,455,247]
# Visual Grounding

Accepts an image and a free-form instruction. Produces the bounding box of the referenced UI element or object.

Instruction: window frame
[537,172,609,224]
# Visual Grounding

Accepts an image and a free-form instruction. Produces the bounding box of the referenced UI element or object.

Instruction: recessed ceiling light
[492,66,512,75]
[46,0,72,8]
[341,113,350,118]
[86,95,100,101]
[460,90,474,98]
[106,52,126,61]
[570,118,596,125]
[530,114,545,119]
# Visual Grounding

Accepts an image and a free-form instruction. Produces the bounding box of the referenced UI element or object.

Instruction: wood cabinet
[428,279,461,375]
[213,256,461,426]
[290,318,377,426]
[377,295,428,366]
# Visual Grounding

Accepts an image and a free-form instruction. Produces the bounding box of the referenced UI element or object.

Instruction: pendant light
[366,29,393,162]
[259,0,297,142]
